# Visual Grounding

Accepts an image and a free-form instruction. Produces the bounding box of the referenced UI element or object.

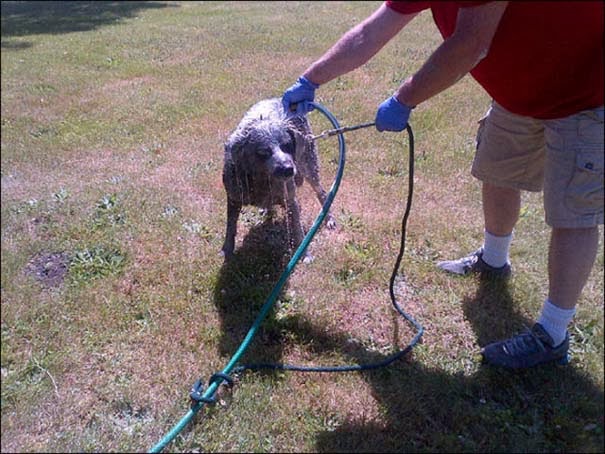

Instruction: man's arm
[395,2,508,107]
[303,3,418,86]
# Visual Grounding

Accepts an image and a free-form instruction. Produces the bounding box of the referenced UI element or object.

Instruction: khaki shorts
[472,101,604,228]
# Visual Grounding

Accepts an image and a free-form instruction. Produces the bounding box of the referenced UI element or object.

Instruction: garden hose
[149,102,422,453]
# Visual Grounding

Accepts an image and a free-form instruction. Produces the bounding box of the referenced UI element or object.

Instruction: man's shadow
[309,276,604,452]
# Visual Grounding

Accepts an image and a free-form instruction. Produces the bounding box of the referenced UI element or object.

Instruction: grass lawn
[1,1,603,452]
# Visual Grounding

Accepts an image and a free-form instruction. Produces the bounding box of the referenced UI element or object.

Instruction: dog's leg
[284,183,313,263]
[296,140,337,230]
[287,200,314,263]
[306,175,337,230]
[221,198,242,258]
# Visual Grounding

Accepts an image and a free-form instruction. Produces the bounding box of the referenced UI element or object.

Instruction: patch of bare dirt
[25,252,70,288]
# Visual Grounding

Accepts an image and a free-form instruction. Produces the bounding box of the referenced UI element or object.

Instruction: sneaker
[481,323,570,369]
[436,248,511,278]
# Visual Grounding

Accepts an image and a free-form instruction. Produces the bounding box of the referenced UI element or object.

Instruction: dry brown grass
[2,2,603,453]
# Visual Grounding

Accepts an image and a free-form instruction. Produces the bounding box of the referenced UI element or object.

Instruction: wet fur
[221,98,335,259]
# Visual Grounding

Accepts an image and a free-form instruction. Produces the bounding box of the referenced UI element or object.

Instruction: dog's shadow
[212,213,295,363]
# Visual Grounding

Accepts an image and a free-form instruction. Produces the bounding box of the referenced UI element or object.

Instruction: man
[282,1,604,369]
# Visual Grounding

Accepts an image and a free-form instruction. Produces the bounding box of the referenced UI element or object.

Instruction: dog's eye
[282,141,295,155]
[256,147,271,159]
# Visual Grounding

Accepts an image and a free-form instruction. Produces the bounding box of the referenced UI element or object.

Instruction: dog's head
[225,118,300,181]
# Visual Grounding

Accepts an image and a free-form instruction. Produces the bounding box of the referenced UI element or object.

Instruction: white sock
[481,229,513,268]
[537,299,576,346]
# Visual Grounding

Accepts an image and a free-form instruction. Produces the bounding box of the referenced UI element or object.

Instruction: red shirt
[385,1,604,119]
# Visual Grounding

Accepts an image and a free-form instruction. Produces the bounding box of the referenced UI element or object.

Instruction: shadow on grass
[1,1,173,47]
[212,216,296,365]
[210,226,603,451]
[306,277,604,452]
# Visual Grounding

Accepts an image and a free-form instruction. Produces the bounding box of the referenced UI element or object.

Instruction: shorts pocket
[475,115,488,152]
[564,148,605,216]
[578,108,605,144]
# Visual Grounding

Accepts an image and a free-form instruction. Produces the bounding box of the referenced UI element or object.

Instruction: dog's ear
[224,126,251,162]
[223,130,251,196]
[286,128,297,156]
[286,125,306,162]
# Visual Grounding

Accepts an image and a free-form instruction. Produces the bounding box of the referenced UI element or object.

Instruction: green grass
[1,1,603,452]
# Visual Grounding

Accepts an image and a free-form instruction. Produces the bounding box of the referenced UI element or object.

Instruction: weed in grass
[338,208,365,232]
[239,207,269,228]
[344,239,376,262]
[162,205,179,219]
[9,197,39,215]
[52,187,69,203]
[92,193,125,229]
[2,347,60,409]
[68,245,126,284]
[106,175,124,185]
[377,165,405,177]
[275,292,303,322]
[181,220,212,240]
[96,194,117,211]
[29,124,57,139]
[334,266,363,288]
[141,141,164,155]
[407,239,440,263]
[569,320,602,356]
[109,400,153,436]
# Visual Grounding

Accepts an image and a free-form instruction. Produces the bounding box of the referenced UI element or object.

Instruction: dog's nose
[274,166,295,178]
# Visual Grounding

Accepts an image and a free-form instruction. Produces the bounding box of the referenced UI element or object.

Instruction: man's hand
[375,96,413,132]
[282,76,319,115]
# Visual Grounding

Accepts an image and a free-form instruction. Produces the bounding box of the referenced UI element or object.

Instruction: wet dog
[221,98,335,260]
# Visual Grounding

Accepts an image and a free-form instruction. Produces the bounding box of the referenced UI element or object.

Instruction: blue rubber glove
[282,76,319,115]
[375,96,413,132]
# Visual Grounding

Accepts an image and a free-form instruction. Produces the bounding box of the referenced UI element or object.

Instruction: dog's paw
[325,215,337,230]
[302,253,315,264]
